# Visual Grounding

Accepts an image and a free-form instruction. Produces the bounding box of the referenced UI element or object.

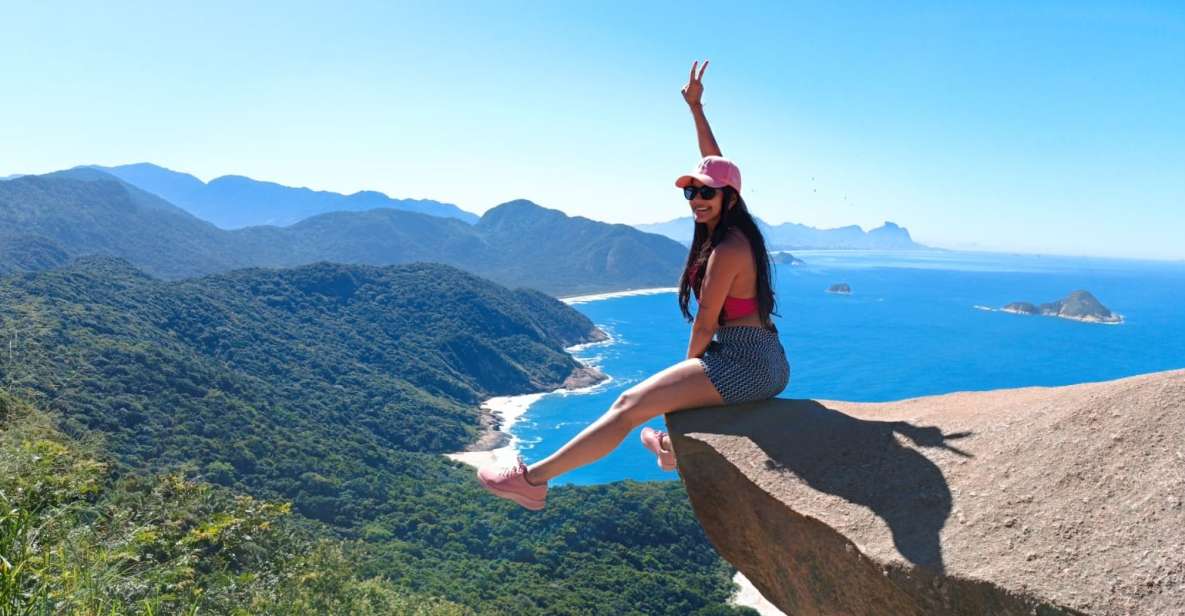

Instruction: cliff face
[668,369,1185,616]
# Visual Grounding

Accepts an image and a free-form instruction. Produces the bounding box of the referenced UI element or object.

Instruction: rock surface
[1001,301,1039,315]
[827,282,851,294]
[667,369,1185,616]
[562,365,609,390]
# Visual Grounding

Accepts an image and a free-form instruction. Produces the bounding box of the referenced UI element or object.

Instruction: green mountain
[0,170,686,295]
[0,169,249,277]
[474,199,687,295]
[90,161,480,227]
[0,259,749,615]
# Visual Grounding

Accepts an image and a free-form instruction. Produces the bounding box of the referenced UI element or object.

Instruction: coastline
[444,333,616,469]
[560,286,677,305]
[444,393,547,469]
[447,331,784,616]
[449,329,782,616]
[444,283,657,467]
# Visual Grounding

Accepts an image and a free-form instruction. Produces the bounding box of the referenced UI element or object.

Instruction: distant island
[771,252,805,266]
[827,282,851,294]
[1000,290,1122,324]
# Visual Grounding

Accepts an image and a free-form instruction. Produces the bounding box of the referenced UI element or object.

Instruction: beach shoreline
[445,392,548,469]
[561,286,677,305]
[445,334,617,469]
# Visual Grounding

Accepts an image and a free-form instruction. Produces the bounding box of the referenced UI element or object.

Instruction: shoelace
[655,430,670,453]
[498,456,527,480]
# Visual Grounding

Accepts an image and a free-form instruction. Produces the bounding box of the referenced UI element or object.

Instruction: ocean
[514,249,1185,486]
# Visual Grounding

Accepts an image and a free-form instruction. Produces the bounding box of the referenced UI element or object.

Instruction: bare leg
[526,358,723,484]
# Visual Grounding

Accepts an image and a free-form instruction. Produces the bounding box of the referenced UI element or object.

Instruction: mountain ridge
[636,215,929,250]
[0,169,686,295]
[87,162,480,227]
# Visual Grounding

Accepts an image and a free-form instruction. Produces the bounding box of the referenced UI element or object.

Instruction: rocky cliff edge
[668,369,1185,615]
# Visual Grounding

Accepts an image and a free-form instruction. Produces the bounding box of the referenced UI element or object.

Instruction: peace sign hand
[681,59,709,106]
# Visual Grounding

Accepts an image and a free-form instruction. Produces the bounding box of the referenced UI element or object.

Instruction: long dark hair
[678,186,777,326]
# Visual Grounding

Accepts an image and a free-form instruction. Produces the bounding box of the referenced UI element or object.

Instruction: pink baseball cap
[675,155,742,194]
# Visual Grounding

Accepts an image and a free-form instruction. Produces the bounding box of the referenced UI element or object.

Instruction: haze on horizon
[2,2,1182,261]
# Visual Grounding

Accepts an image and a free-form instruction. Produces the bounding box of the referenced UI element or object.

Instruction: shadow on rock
[695,398,972,573]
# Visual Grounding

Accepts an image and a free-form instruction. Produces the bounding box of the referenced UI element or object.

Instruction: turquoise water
[516,250,1185,486]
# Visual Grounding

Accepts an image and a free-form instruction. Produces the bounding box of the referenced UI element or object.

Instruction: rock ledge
[668,370,1185,616]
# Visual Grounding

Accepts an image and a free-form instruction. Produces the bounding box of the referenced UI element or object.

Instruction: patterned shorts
[698,326,790,404]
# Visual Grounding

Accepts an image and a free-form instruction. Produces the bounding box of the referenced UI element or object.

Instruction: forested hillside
[0,390,466,614]
[0,259,751,615]
[0,259,598,521]
[0,234,70,275]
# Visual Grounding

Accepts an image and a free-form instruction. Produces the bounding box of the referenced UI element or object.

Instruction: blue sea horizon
[516,249,1185,486]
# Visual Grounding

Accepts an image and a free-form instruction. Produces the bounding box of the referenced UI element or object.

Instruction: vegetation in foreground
[0,390,467,615]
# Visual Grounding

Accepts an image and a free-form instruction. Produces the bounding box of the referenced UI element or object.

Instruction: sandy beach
[444,393,546,468]
[561,286,677,305]
[446,333,616,469]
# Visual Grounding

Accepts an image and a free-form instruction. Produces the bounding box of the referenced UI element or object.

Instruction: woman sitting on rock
[477,60,790,510]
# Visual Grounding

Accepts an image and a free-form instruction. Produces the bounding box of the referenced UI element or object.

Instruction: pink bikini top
[687,262,759,321]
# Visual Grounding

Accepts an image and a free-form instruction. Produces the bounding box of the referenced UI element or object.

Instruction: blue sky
[2,2,1182,259]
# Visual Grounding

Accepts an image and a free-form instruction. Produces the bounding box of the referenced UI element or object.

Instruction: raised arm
[682,60,722,158]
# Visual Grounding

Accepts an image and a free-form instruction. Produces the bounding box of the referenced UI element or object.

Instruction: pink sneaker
[476,455,547,510]
[640,427,677,471]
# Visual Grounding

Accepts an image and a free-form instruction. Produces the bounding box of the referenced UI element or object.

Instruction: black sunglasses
[683,185,719,200]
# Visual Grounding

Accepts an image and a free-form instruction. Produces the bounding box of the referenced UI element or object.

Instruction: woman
[477,60,789,510]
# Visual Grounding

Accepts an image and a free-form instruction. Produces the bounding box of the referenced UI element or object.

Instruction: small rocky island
[826,282,851,295]
[771,252,805,266]
[1002,290,1122,324]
